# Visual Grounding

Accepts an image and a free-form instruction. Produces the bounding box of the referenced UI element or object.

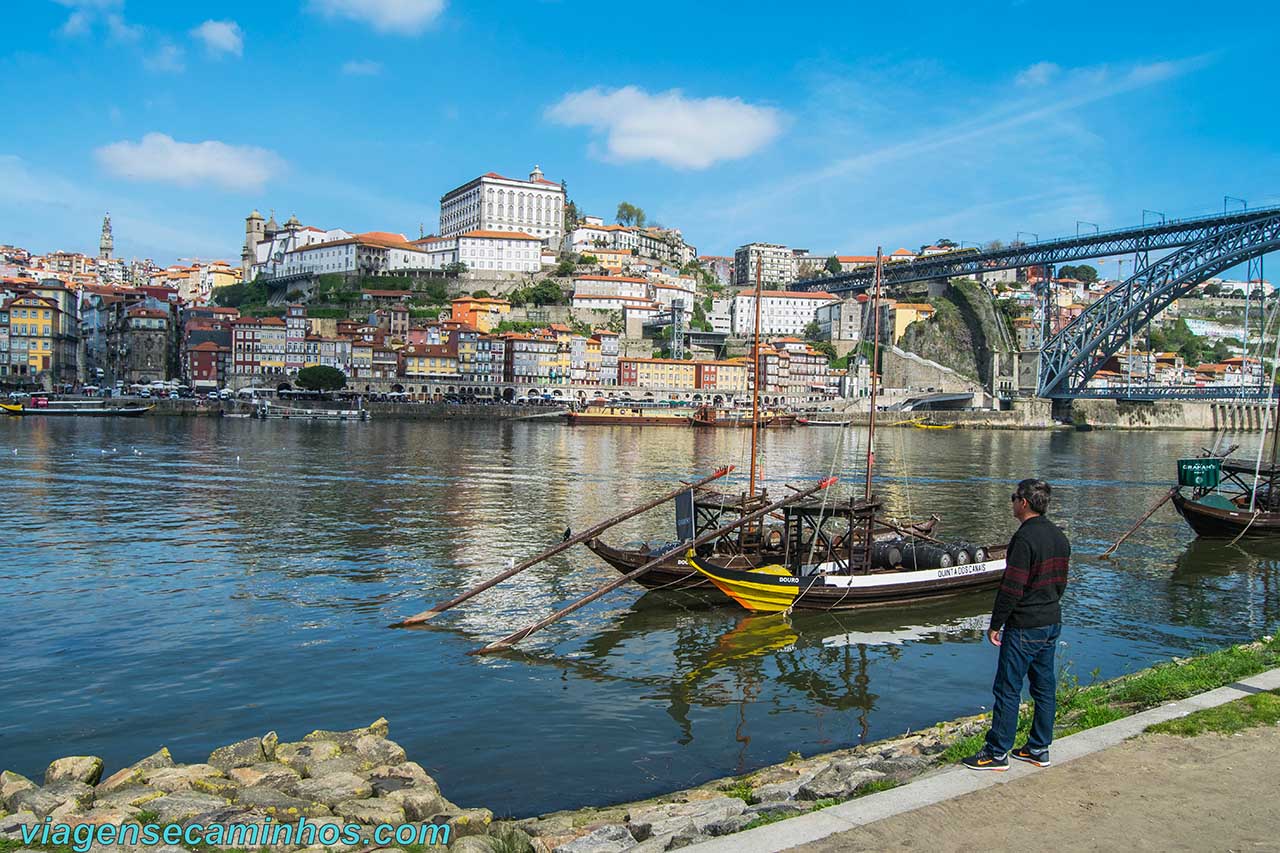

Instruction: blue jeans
[985,623,1061,755]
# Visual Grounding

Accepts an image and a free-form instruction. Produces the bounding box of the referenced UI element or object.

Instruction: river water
[3,416,1279,816]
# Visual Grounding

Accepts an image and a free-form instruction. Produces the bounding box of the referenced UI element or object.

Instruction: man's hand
[987,628,1002,647]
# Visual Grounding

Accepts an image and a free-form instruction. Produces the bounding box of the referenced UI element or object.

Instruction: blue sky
[3,0,1278,267]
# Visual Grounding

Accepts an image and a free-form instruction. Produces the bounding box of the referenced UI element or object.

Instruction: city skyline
[3,0,1278,264]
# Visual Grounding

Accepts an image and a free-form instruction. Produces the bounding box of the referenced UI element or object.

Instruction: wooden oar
[389,466,734,627]
[871,515,950,548]
[1098,486,1178,559]
[470,476,839,654]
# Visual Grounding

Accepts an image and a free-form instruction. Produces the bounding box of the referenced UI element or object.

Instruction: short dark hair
[1014,478,1052,514]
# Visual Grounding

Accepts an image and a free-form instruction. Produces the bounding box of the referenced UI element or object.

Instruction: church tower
[99,212,114,260]
[242,209,265,282]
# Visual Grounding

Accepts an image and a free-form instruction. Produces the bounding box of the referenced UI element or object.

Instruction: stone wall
[881,346,987,398]
[1069,398,1275,431]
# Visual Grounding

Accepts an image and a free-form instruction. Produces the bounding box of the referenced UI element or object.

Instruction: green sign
[1177,457,1222,489]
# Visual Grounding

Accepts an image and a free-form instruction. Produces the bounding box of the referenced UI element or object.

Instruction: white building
[242,211,349,280]
[439,166,564,248]
[572,294,660,313]
[573,274,650,300]
[731,290,839,337]
[282,232,429,276]
[415,230,542,273]
[734,243,797,288]
[651,281,698,309]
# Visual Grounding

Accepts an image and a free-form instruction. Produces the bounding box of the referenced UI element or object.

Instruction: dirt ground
[791,727,1280,853]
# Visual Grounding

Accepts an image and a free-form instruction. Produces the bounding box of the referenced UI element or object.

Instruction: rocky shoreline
[0,712,990,853]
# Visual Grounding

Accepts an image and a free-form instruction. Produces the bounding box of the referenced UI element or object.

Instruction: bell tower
[99,212,114,260]
[242,209,265,281]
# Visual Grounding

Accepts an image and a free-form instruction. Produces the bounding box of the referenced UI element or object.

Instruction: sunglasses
[1011,493,1024,503]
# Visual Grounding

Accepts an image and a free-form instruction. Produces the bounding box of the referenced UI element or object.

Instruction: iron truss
[1066,386,1272,401]
[792,205,1280,293]
[1038,212,1280,398]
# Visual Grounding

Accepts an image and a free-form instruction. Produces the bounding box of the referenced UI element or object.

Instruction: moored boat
[565,404,692,426]
[1,401,154,417]
[1171,457,1280,539]
[691,405,797,428]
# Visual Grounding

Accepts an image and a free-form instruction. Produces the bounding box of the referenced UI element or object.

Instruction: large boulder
[276,741,343,778]
[381,787,447,822]
[294,773,372,809]
[234,785,332,819]
[797,762,885,801]
[0,772,36,811]
[142,764,227,794]
[95,786,165,810]
[208,733,277,771]
[628,797,746,841]
[332,798,405,826]
[43,781,96,811]
[0,811,40,840]
[451,837,498,853]
[436,807,494,839]
[227,763,301,791]
[550,824,633,853]
[302,719,390,752]
[96,748,174,795]
[147,792,232,824]
[750,770,818,804]
[45,757,104,787]
[352,735,406,768]
[367,762,436,794]
[7,788,64,820]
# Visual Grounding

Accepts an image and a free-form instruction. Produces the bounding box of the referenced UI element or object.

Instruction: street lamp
[1076,221,1099,237]
[1225,195,1247,213]
[1143,209,1166,226]
[1016,231,1039,245]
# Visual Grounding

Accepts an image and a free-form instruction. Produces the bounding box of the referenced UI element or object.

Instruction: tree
[616,202,646,227]
[296,365,346,392]
[824,255,843,275]
[803,320,822,341]
[1204,282,1223,297]
[985,239,1005,252]
[936,238,958,248]
[442,261,468,274]
[527,279,565,306]
[1074,264,1098,283]
[579,254,599,265]
[470,289,492,299]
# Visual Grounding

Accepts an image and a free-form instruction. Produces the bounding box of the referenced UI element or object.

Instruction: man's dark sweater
[990,514,1070,630]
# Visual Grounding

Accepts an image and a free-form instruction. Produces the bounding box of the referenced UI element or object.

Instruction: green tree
[579,254,599,265]
[1074,264,1099,283]
[811,340,836,359]
[295,365,346,391]
[527,279,565,305]
[554,259,577,277]
[616,202,646,227]
[803,320,822,341]
[1204,282,1223,297]
[442,261,468,274]
[824,255,843,274]
[936,238,958,248]
[470,289,492,299]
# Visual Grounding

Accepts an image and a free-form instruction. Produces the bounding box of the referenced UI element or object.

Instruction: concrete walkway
[683,666,1280,853]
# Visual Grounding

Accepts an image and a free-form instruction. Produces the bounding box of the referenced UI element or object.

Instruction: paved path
[684,666,1280,853]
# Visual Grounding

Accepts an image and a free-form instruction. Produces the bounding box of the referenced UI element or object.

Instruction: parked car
[168,391,180,400]
[139,388,152,398]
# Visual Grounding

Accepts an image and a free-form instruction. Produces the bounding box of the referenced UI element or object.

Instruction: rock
[45,757,104,787]
[189,776,241,799]
[745,801,806,820]
[68,806,139,826]
[628,834,675,853]
[519,814,576,838]
[306,756,368,779]
[8,788,64,820]
[750,771,818,804]
[148,792,231,824]
[438,807,494,839]
[234,785,332,819]
[295,773,372,809]
[208,737,271,772]
[628,798,746,842]
[368,762,436,794]
[352,735,407,768]
[797,762,885,801]
[44,780,96,811]
[0,772,36,810]
[866,755,932,783]
[276,741,343,777]
[96,748,174,796]
[141,764,227,794]
[450,837,497,853]
[227,763,301,791]
[551,824,633,853]
[302,718,390,751]
[333,798,405,825]
[94,787,165,810]
[382,788,447,822]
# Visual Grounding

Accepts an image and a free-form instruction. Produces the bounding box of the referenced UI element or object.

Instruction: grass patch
[855,778,900,797]
[941,635,1280,761]
[721,781,753,803]
[1146,689,1280,737]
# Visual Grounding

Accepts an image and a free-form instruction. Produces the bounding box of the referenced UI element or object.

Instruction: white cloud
[341,59,383,76]
[59,10,91,36]
[95,133,283,191]
[143,42,185,73]
[191,20,244,57]
[1015,61,1060,87]
[309,0,446,35]
[546,86,784,170]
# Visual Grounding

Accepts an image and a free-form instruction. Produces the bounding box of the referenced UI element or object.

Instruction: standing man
[963,478,1070,771]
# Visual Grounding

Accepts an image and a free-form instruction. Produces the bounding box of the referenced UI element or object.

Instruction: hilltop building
[439,166,565,248]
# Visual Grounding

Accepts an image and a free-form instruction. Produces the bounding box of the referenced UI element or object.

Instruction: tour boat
[1,401,154,417]
[565,404,692,426]
[1171,456,1280,539]
[691,405,798,428]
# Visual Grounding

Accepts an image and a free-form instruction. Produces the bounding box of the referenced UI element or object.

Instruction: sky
[3,0,1279,269]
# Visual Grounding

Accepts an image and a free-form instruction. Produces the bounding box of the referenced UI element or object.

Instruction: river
[2,416,1278,816]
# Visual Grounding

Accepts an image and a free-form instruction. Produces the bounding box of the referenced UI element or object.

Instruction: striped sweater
[990,515,1071,630]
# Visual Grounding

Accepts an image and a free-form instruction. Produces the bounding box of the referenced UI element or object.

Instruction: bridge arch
[1039,213,1280,397]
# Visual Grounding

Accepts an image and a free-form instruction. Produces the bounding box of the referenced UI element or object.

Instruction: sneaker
[1011,746,1051,767]
[961,747,1008,771]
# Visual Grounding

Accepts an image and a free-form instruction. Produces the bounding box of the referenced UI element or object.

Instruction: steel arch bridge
[1038,212,1280,398]
[791,205,1280,294]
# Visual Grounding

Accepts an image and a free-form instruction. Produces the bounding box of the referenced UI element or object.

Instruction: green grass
[941,635,1280,762]
[1146,689,1280,737]
[721,781,753,803]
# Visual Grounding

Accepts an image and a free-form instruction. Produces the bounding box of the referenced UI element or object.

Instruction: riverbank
[4,637,1276,853]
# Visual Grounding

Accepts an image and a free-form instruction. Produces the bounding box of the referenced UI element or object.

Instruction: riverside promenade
[685,666,1280,853]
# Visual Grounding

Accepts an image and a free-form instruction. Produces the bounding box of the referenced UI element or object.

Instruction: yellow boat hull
[688,555,798,613]
[1,403,23,415]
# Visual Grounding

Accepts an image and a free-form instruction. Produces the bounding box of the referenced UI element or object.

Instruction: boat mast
[750,251,763,504]
[1251,299,1280,511]
[864,248,884,501]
